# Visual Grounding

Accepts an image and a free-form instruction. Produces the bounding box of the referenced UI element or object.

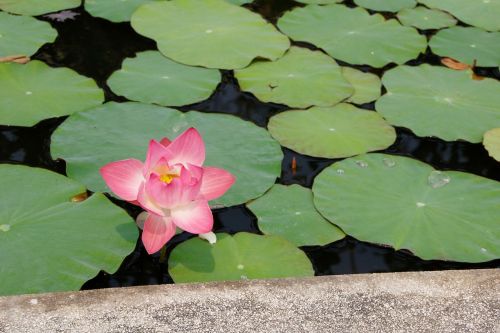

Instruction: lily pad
[0,12,57,57]
[312,154,500,262]
[397,7,457,30]
[168,233,314,283]
[85,0,157,22]
[0,164,138,296]
[418,0,500,32]
[51,102,282,207]
[0,0,80,16]
[268,103,396,158]
[341,67,381,104]
[247,184,345,246]
[108,51,221,107]
[278,4,426,68]
[0,61,104,127]
[429,27,500,67]
[354,0,416,12]
[483,128,500,162]
[131,0,290,69]
[234,47,353,108]
[376,65,500,142]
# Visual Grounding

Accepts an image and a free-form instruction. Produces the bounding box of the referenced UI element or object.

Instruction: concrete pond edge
[0,269,498,332]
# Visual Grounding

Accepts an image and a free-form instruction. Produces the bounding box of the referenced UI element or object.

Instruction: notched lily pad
[51,102,282,207]
[0,12,57,58]
[354,0,416,12]
[418,0,500,32]
[483,128,500,162]
[168,233,314,283]
[0,61,104,126]
[397,6,457,30]
[131,0,290,69]
[268,103,396,158]
[341,67,381,104]
[247,184,345,246]
[235,47,353,108]
[0,0,81,16]
[376,65,500,142]
[312,153,500,262]
[278,4,426,67]
[0,164,138,296]
[429,27,500,67]
[108,51,221,107]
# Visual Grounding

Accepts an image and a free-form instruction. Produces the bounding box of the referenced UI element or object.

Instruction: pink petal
[100,159,144,201]
[166,128,205,167]
[141,213,176,254]
[171,200,213,234]
[143,140,172,176]
[144,168,201,209]
[137,182,165,216]
[160,137,171,147]
[200,167,236,201]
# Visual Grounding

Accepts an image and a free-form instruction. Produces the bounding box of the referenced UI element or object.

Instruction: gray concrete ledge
[0,269,499,333]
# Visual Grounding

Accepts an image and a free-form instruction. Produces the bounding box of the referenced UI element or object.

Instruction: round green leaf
[341,67,381,104]
[168,233,314,283]
[0,0,80,16]
[0,61,104,126]
[108,51,220,107]
[483,128,500,162]
[0,164,138,296]
[429,27,500,67]
[0,12,57,57]
[312,154,500,262]
[354,0,416,12]
[397,6,457,30]
[376,65,500,143]
[85,0,157,22]
[268,103,396,158]
[235,47,353,108]
[418,0,500,32]
[247,184,345,246]
[278,4,426,68]
[51,102,282,207]
[131,0,290,69]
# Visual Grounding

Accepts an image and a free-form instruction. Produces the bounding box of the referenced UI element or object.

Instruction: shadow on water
[0,1,498,290]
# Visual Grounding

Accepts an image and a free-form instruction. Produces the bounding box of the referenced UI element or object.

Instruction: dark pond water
[0,0,498,290]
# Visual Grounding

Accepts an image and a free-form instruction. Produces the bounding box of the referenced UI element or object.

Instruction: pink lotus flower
[100,128,235,254]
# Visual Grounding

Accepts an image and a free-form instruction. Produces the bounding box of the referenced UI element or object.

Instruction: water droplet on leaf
[237,264,244,270]
[428,171,450,189]
[336,169,345,175]
[383,158,396,168]
[0,224,10,232]
[355,160,368,168]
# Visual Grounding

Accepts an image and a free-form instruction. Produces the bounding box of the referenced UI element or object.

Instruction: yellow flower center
[160,173,179,184]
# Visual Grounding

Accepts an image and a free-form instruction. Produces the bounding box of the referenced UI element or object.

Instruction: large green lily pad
[483,128,500,162]
[396,7,457,30]
[0,61,104,127]
[168,233,314,283]
[131,0,290,69]
[376,65,500,143]
[278,4,426,68]
[418,0,500,32]
[51,102,282,207]
[108,51,221,107]
[0,164,138,296]
[341,67,381,104]
[429,27,500,67]
[0,0,81,15]
[354,0,416,12]
[234,47,353,108]
[85,0,157,22]
[312,154,500,262]
[268,103,396,158]
[247,184,345,246]
[0,12,57,57]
